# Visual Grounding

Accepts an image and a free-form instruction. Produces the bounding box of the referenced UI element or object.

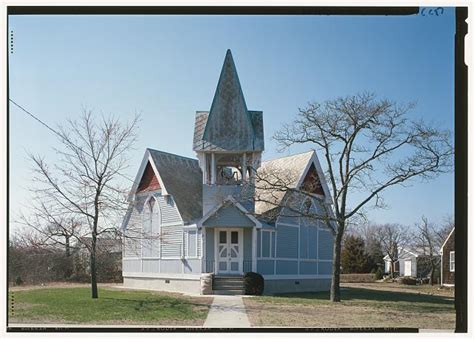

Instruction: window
[450,251,455,272]
[260,230,273,258]
[219,231,227,244]
[142,198,155,257]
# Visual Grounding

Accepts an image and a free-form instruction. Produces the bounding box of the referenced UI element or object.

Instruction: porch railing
[203,260,254,274]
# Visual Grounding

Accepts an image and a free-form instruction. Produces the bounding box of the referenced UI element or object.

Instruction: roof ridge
[147,148,198,162]
[262,150,315,163]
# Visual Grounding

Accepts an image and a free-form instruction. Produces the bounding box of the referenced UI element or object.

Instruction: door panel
[216,229,242,274]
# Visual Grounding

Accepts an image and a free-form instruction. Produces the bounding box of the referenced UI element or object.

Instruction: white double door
[215,228,243,275]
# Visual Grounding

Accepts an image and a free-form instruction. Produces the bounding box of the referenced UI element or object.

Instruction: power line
[9,99,137,185]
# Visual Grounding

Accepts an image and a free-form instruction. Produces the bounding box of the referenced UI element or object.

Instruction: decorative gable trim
[128,150,168,202]
[440,227,455,253]
[295,151,332,204]
[197,195,262,229]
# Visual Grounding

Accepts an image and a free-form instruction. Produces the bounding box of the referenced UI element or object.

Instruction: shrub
[399,276,417,285]
[243,272,264,295]
[374,267,384,280]
[15,276,23,286]
[340,273,375,283]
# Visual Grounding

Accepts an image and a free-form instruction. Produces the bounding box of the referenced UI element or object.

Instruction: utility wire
[9,98,137,185]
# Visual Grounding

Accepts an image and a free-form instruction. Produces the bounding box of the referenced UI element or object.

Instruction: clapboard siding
[197,229,202,257]
[156,195,182,224]
[161,225,183,257]
[276,225,299,258]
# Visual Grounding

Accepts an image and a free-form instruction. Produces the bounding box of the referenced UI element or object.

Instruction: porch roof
[199,196,261,228]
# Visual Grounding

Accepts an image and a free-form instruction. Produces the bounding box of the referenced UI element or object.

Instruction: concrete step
[213,289,245,295]
[213,283,244,290]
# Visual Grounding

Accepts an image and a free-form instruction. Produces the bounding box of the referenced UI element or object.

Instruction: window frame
[449,251,455,272]
[184,229,199,259]
[259,230,274,258]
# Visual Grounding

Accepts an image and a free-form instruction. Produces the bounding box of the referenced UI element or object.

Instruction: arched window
[142,196,160,257]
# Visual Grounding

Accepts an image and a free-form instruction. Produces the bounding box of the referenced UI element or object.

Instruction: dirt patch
[341,282,454,298]
[244,298,455,329]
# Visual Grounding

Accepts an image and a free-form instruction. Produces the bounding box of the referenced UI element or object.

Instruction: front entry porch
[203,226,256,275]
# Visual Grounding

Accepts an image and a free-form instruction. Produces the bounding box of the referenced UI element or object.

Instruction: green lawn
[9,287,212,326]
[244,284,455,329]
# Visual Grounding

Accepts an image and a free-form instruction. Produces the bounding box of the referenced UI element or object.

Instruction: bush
[243,272,264,295]
[340,273,375,283]
[374,267,384,280]
[399,276,417,285]
[15,276,23,286]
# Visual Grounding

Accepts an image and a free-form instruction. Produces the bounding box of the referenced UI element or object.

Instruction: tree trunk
[330,228,344,302]
[65,235,70,257]
[430,262,435,286]
[64,235,73,279]
[90,230,98,299]
[390,260,395,279]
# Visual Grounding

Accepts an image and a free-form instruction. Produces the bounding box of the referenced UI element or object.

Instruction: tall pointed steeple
[201,50,256,151]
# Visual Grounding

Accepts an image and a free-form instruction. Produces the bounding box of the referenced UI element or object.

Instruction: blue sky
[9,10,455,231]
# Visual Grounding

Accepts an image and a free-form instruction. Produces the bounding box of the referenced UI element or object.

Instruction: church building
[121,50,335,294]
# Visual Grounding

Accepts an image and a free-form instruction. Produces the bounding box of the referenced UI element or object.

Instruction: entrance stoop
[213,275,245,295]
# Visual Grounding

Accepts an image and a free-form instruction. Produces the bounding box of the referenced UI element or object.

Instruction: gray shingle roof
[148,149,203,223]
[193,50,264,152]
[255,151,314,216]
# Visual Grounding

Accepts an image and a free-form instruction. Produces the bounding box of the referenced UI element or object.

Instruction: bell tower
[193,50,264,215]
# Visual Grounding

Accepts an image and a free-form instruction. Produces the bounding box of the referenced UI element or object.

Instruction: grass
[243,283,455,329]
[9,287,212,326]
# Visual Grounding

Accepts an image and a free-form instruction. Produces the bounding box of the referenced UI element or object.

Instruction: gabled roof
[128,148,203,223]
[440,227,455,252]
[383,247,440,261]
[254,150,332,216]
[193,50,264,152]
[198,196,262,229]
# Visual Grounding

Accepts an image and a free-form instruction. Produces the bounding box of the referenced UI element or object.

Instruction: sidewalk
[203,295,250,328]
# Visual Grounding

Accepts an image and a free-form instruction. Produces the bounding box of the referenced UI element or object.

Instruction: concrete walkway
[203,295,250,328]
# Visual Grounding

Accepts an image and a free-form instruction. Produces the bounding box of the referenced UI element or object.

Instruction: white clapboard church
[121,50,335,294]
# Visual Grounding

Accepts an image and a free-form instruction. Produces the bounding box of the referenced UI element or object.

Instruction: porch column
[211,153,216,185]
[242,153,247,182]
[201,154,207,184]
[252,227,257,273]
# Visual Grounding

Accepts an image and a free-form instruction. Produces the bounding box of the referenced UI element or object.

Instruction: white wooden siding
[161,225,184,258]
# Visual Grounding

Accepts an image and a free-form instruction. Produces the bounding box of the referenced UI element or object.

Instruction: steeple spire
[202,49,255,151]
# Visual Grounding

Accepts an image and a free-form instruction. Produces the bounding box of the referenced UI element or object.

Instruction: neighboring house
[121,50,335,295]
[440,227,455,286]
[383,248,440,279]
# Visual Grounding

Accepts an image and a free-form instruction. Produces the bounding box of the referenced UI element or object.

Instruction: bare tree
[376,223,411,278]
[274,93,453,301]
[413,216,442,285]
[26,110,139,298]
